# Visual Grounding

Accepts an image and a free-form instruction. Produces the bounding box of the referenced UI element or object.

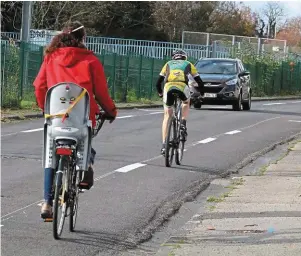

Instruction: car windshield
[195,60,237,75]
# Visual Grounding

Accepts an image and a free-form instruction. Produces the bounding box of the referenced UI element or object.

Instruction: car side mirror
[239,70,250,77]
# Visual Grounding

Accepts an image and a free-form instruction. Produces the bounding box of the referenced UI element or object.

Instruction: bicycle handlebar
[92,111,115,138]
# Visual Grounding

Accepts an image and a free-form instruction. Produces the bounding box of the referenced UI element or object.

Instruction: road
[1,100,301,256]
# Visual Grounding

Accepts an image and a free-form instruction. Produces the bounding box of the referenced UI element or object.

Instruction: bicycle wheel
[53,156,68,239]
[69,169,80,232]
[175,119,185,166]
[165,117,176,167]
[175,127,185,165]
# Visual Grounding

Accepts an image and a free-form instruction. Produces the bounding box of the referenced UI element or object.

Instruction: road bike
[164,94,186,167]
[46,112,110,240]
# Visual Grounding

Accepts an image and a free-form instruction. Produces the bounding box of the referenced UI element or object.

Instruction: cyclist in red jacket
[34,21,117,218]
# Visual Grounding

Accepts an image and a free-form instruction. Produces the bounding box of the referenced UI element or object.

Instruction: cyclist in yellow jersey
[156,50,204,155]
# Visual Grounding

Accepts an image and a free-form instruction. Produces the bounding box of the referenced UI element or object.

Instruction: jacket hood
[50,47,93,67]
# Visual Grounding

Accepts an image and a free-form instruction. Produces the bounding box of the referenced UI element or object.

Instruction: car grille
[204,87,224,94]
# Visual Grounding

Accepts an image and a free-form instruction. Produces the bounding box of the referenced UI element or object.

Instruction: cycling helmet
[172,49,187,60]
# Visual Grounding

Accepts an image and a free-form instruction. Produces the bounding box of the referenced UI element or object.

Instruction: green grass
[207,196,224,203]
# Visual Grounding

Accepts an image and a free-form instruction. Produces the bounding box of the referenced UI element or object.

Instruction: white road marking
[289,120,301,123]
[117,115,134,119]
[291,101,301,104]
[1,200,43,219]
[1,132,20,137]
[94,170,117,181]
[0,225,3,227]
[115,163,146,173]
[21,128,43,133]
[147,111,164,115]
[240,117,281,130]
[225,130,241,135]
[197,137,216,144]
[135,108,162,112]
[263,102,286,106]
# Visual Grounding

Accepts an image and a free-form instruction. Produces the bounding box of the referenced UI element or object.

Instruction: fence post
[206,33,210,57]
[149,58,154,99]
[124,55,129,102]
[112,53,117,100]
[19,41,26,101]
[137,55,143,99]
[212,41,217,58]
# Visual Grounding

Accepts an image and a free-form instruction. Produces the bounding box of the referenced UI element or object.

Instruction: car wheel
[232,92,242,111]
[194,101,202,109]
[242,91,251,110]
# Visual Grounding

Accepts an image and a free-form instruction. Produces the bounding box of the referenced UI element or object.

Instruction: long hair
[45,21,87,55]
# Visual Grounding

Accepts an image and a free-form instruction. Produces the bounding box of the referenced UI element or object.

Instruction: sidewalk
[157,141,301,256]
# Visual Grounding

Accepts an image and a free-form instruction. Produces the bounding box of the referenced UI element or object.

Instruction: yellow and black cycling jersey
[160,60,199,87]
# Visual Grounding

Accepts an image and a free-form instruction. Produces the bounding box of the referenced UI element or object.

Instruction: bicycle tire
[69,169,80,232]
[165,117,176,167]
[175,121,185,165]
[175,100,185,165]
[53,156,68,239]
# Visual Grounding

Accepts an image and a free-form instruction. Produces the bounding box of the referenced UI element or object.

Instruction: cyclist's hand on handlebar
[97,112,116,123]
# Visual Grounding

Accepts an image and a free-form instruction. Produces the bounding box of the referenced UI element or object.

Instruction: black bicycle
[164,95,186,167]
[48,112,109,240]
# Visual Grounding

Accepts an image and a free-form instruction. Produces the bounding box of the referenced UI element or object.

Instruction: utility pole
[20,1,33,42]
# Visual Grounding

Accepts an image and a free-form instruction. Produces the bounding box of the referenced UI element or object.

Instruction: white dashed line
[289,120,301,123]
[117,115,134,119]
[147,112,164,115]
[21,128,43,133]
[197,137,217,144]
[291,101,301,104]
[94,170,117,181]
[225,130,241,135]
[115,163,146,173]
[1,200,43,219]
[263,102,286,106]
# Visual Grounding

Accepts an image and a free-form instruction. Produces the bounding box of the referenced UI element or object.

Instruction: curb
[1,96,300,121]
[1,104,163,121]
[252,96,301,102]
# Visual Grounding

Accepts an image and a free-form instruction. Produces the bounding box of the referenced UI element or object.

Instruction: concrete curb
[1,96,300,121]
[251,96,301,102]
[0,104,163,121]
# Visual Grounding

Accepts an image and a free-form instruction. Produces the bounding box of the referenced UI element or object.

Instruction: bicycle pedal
[43,218,53,222]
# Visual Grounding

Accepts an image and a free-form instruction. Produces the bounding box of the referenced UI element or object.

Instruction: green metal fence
[1,41,301,108]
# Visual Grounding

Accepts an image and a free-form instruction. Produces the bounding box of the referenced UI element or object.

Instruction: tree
[277,17,301,47]
[209,2,257,36]
[262,2,285,38]
[152,1,218,42]
[0,1,22,32]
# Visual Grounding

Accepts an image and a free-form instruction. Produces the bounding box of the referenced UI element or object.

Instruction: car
[189,58,251,111]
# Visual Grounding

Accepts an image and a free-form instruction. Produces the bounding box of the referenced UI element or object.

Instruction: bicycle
[47,112,110,240]
[164,94,186,167]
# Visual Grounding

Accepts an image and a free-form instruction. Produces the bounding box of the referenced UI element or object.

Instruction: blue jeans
[44,148,96,205]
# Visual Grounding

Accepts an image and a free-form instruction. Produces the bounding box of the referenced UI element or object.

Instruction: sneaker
[78,166,94,190]
[41,202,52,219]
[161,143,166,156]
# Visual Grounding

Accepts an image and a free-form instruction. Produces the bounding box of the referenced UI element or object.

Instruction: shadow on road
[146,163,219,175]
[60,230,142,251]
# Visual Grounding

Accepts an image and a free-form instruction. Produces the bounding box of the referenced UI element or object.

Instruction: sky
[243,0,301,18]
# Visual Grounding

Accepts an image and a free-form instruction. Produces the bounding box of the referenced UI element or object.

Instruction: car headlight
[225,79,238,85]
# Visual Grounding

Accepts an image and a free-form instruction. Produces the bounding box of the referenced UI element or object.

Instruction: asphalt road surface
[1,100,301,256]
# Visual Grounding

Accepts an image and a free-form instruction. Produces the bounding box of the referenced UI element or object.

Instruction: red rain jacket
[33,47,117,127]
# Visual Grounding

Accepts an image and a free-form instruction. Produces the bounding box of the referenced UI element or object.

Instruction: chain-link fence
[182,31,288,55]
[1,41,301,108]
